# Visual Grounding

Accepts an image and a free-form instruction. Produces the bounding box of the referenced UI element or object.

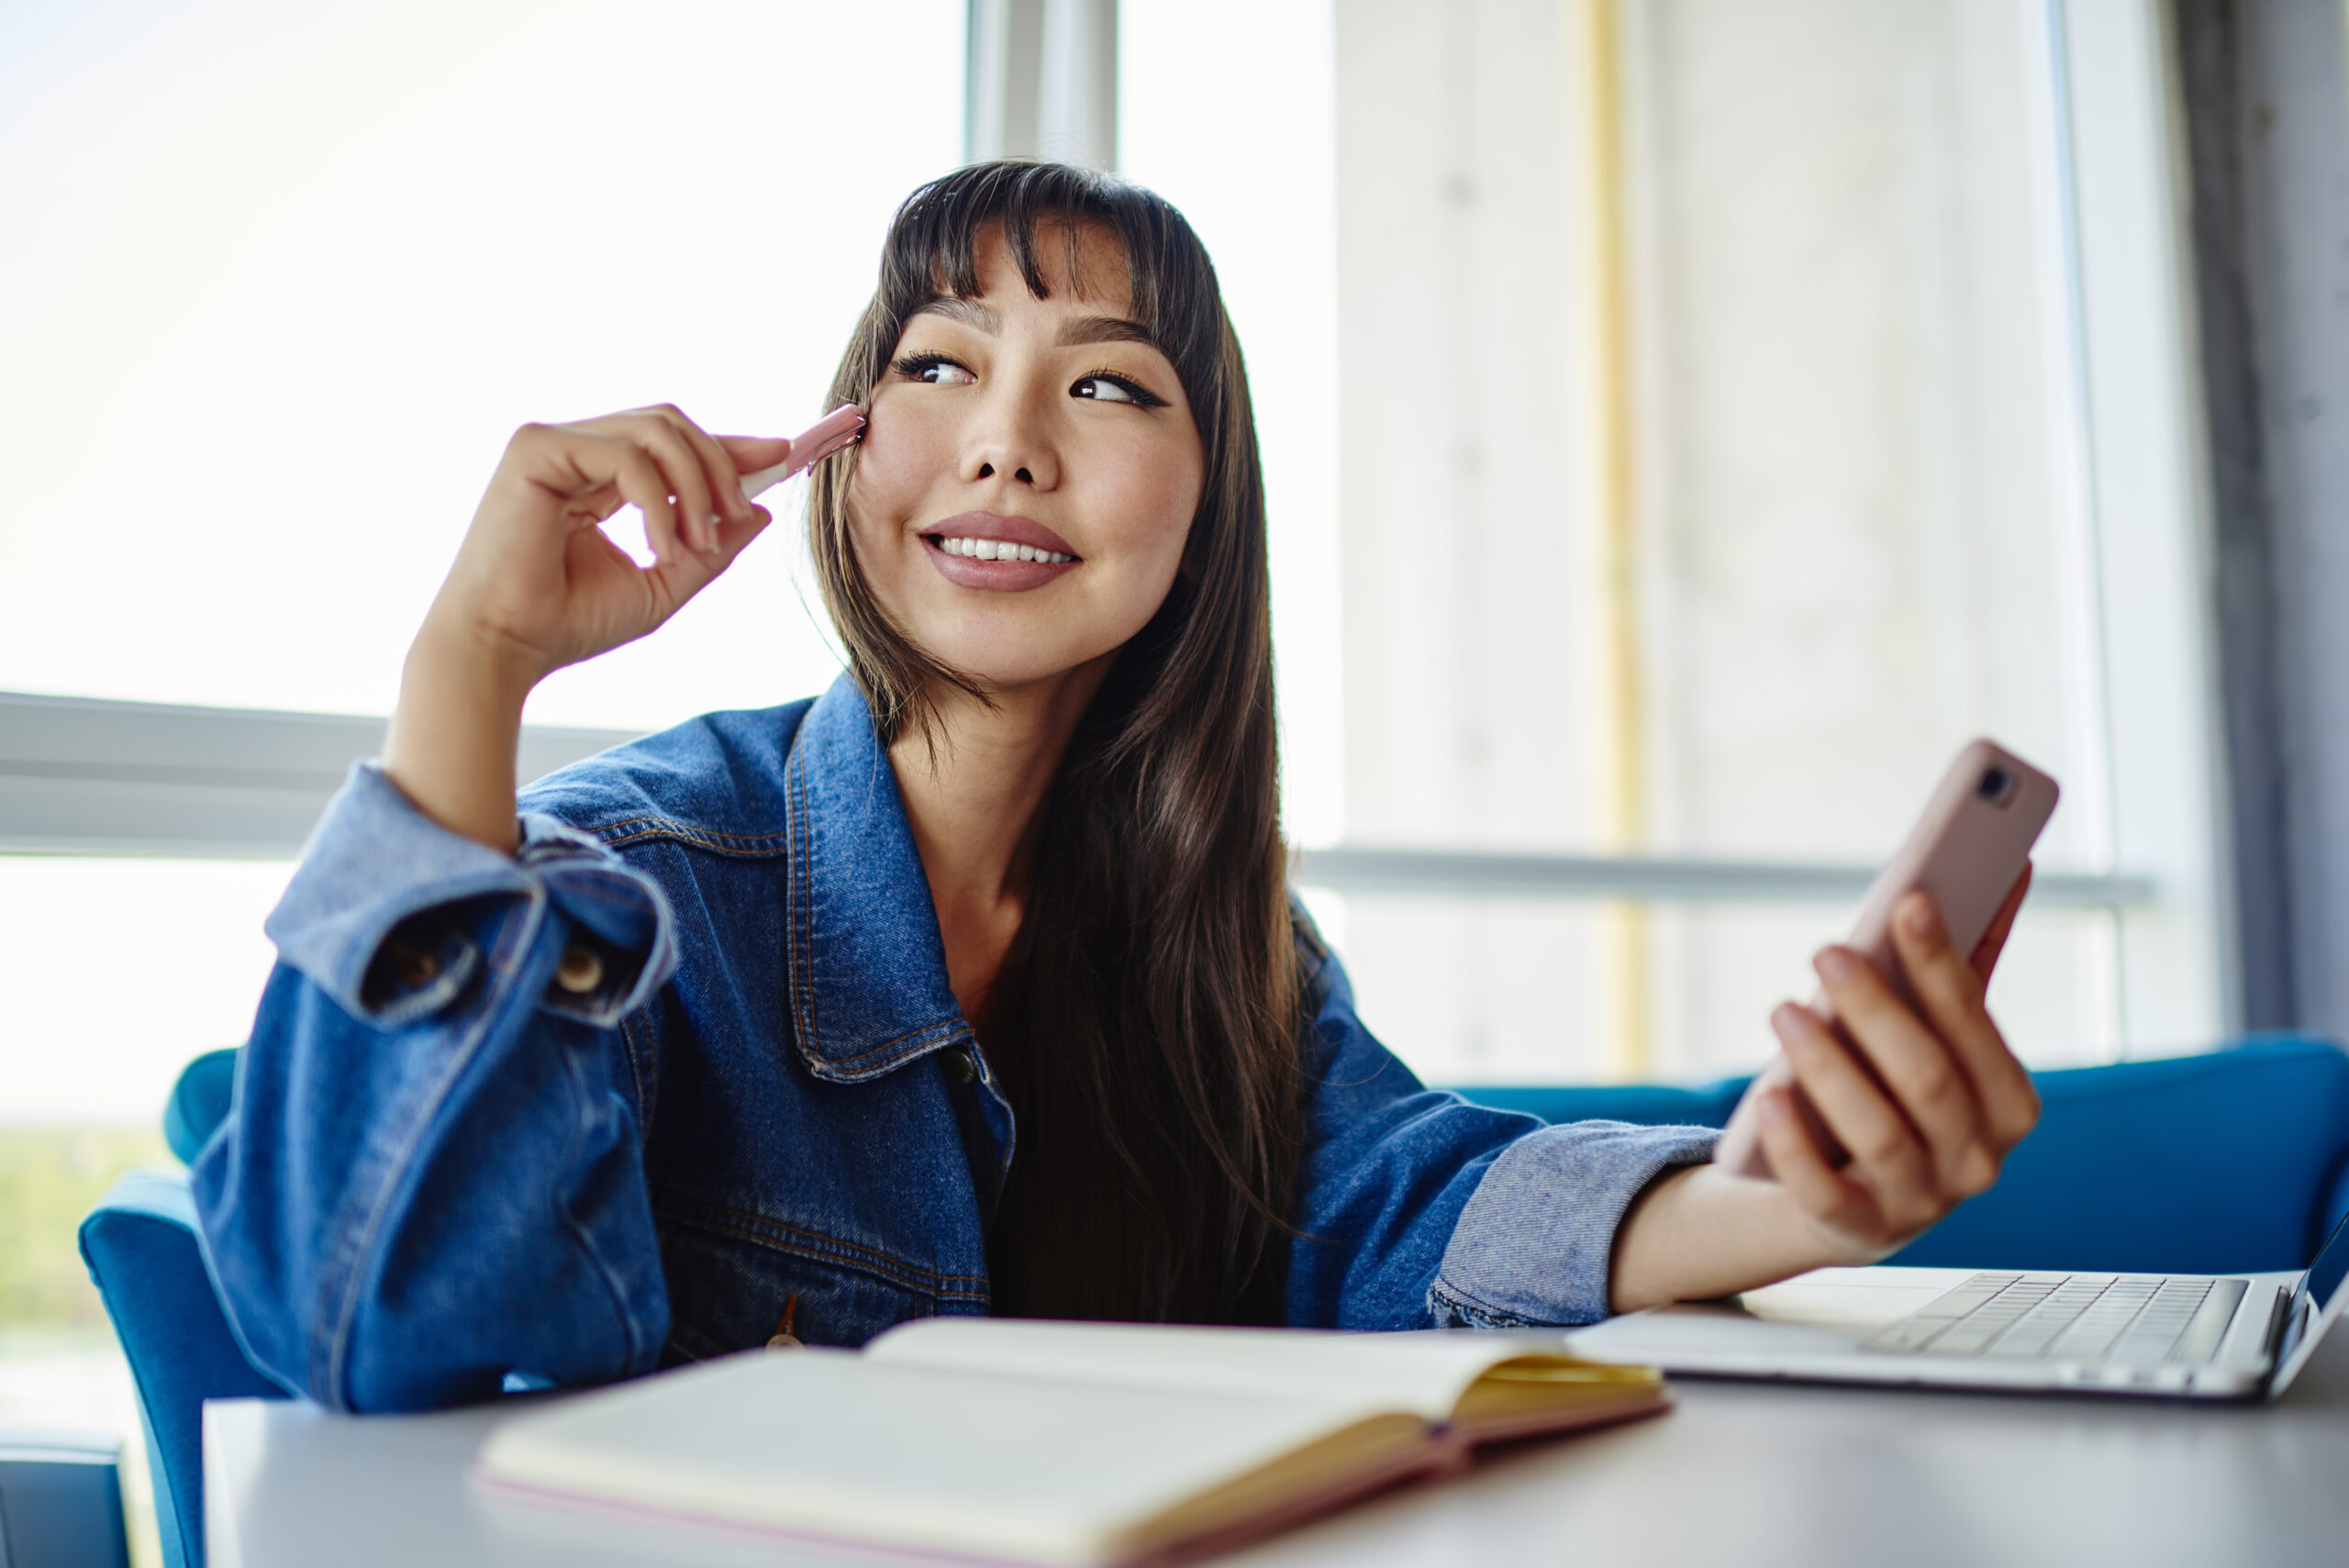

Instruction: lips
[923,512,1080,559]
[918,511,1081,592]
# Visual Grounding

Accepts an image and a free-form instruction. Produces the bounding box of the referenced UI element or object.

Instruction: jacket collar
[782,676,973,1083]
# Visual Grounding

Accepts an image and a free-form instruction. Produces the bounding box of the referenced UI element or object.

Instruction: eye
[894,352,975,386]
[1072,372,1166,408]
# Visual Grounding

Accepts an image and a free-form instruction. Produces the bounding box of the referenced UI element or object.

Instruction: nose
[960,375,1060,492]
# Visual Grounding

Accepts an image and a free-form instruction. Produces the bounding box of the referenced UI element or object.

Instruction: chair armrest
[81,1170,289,1568]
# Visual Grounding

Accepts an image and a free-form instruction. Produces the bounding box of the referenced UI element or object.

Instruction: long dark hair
[807,161,1302,1323]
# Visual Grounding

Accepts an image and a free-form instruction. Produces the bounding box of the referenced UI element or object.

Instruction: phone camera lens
[1977,766,2017,806]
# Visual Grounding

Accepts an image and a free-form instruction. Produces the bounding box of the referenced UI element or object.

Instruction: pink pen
[739,404,865,503]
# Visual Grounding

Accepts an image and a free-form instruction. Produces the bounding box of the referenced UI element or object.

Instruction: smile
[933,535,1074,564]
[919,511,1082,591]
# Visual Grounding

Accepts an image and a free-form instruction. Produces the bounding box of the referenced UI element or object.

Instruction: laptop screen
[2275,1208,2349,1392]
[2307,1210,2349,1318]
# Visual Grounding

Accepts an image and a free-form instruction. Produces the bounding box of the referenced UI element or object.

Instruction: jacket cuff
[1428,1120,1720,1328]
[265,762,676,1028]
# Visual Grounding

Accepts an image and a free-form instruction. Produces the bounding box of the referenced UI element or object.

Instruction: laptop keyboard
[1862,1273,2248,1364]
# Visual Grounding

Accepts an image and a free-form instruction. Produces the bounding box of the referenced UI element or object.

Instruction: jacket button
[389,942,441,988]
[945,1049,975,1084]
[553,941,605,995]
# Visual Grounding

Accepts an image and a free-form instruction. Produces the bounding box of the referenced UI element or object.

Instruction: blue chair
[79,1052,286,1568]
[1454,1033,2349,1273]
[83,1035,2349,1568]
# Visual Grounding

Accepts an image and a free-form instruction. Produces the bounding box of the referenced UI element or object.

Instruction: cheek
[847,397,952,524]
[1095,444,1203,584]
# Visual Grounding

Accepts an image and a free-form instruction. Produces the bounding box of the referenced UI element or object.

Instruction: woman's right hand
[384,407,795,851]
[430,406,792,682]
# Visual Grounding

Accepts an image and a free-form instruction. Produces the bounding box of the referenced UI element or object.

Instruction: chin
[900,601,1141,697]
[925,642,1106,695]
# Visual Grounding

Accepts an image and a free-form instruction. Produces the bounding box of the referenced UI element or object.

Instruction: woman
[193,161,2038,1412]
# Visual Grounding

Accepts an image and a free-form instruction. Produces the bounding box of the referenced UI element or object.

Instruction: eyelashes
[893,352,974,386]
[889,351,1170,409]
[1073,370,1168,408]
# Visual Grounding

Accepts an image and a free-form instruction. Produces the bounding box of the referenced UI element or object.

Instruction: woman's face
[845,221,1207,693]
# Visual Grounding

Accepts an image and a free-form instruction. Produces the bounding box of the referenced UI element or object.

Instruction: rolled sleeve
[1429,1120,1720,1328]
[265,762,676,1028]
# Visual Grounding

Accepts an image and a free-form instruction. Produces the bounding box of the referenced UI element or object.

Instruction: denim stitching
[581,812,796,847]
[1427,1278,1546,1329]
[786,740,818,1067]
[816,1019,974,1075]
[660,1198,988,1300]
[550,1021,652,1375]
[597,826,795,858]
[660,1195,989,1284]
[776,728,969,1080]
[617,1010,657,1129]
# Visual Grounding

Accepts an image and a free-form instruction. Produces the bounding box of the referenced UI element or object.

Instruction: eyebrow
[913,297,1001,333]
[1056,316,1158,350]
[910,296,1161,352]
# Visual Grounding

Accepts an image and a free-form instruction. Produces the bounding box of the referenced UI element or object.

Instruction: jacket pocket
[652,1197,987,1360]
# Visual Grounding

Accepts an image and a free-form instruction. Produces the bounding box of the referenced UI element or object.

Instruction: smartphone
[1711,739,2060,1180]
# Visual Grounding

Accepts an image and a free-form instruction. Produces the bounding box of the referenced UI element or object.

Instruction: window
[0,0,966,1102]
[1118,0,1344,846]
[1128,0,2229,1084]
[0,0,963,731]
[5,4,2238,1102]
[0,3,968,1510]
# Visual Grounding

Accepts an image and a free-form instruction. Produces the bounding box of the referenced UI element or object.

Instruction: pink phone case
[1712,739,2060,1180]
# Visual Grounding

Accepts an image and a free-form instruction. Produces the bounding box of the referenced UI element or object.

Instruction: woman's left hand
[1753,870,2041,1262]
[1610,869,2042,1312]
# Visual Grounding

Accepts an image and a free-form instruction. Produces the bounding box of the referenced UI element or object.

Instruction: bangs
[872,161,1228,434]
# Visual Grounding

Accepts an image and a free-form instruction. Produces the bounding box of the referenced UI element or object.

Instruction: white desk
[207,1315,2349,1568]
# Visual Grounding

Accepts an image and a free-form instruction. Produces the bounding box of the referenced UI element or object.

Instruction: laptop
[1562,1209,2349,1401]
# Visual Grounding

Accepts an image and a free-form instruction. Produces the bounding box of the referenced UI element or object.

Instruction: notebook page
[477,1348,1418,1566]
[866,1319,1579,1421]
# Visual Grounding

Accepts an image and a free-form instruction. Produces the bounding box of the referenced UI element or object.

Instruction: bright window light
[0,0,965,734]
[0,858,290,1123]
[1119,0,1344,848]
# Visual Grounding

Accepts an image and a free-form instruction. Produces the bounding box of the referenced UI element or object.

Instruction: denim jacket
[191,676,1717,1412]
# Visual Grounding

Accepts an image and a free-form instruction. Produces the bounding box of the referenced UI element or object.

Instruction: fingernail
[1816,948,1858,984]
[1900,895,1940,940]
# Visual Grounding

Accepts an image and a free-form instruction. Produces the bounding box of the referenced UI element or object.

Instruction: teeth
[938,536,1073,564]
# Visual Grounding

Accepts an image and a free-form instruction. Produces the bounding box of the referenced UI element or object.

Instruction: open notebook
[473,1319,1667,1566]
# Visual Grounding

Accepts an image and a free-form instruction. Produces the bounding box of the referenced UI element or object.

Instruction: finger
[635,417,727,557]
[1774,995,1937,1223]
[508,424,641,530]
[1969,862,2033,984]
[1756,1089,1883,1242]
[552,482,629,530]
[575,437,684,565]
[1890,895,2041,1154]
[1837,913,1994,1196]
[710,500,775,563]
[647,406,757,528]
[645,501,774,614]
